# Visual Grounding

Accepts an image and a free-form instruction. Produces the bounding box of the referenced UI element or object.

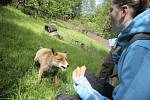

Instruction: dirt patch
[85,32,109,47]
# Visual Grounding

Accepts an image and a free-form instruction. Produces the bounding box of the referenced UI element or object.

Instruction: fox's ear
[51,48,57,55]
[64,51,67,53]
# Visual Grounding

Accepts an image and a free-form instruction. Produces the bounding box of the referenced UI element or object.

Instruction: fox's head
[51,49,69,71]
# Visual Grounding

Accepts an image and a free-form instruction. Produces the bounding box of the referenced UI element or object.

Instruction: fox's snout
[54,62,69,71]
[60,64,69,69]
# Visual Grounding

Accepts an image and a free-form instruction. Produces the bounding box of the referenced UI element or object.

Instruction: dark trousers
[86,72,114,99]
[56,72,114,100]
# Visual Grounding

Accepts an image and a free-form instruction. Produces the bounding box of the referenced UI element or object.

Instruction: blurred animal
[34,48,69,83]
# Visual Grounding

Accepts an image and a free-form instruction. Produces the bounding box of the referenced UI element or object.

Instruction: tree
[94,0,117,38]
[15,0,82,20]
[0,0,12,5]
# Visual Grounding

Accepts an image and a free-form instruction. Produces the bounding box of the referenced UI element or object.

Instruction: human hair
[112,0,150,17]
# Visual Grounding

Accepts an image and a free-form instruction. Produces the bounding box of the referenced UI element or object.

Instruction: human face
[110,0,124,32]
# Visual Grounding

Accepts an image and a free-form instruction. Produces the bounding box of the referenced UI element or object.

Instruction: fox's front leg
[54,75,58,83]
[38,67,44,83]
[52,74,59,84]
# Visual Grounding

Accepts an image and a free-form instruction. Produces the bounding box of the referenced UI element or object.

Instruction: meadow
[0,6,109,100]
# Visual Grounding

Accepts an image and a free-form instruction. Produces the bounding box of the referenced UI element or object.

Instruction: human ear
[121,5,128,17]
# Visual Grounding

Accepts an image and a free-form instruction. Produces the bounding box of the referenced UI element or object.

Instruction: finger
[72,69,77,80]
[76,67,81,78]
[80,66,86,77]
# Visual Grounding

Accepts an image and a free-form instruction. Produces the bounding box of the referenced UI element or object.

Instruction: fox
[34,48,69,83]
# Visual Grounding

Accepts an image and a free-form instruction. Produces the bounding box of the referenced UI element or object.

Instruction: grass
[0,6,109,99]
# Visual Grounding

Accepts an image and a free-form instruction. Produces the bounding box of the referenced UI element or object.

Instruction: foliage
[0,0,12,5]
[94,0,110,33]
[69,0,117,39]
[14,0,82,20]
[94,0,117,39]
[96,0,117,38]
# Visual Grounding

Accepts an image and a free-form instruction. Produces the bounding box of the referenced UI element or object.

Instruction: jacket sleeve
[113,43,150,100]
[73,77,109,100]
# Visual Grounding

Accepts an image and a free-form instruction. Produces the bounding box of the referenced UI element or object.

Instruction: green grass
[0,6,109,99]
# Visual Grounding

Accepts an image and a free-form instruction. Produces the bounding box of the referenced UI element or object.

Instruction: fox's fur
[34,48,69,83]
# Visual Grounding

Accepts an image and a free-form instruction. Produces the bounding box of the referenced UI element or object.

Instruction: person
[71,0,150,100]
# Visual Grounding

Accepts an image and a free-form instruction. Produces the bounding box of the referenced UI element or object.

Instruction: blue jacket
[74,8,150,100]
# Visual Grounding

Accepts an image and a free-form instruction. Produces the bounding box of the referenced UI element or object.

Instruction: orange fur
[34,48,69,83]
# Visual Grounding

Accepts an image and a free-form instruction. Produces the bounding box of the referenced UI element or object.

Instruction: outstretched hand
[72,66,103,100]
[72,66,86,82]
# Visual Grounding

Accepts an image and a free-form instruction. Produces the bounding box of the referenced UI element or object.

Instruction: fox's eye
[57,58,63,61]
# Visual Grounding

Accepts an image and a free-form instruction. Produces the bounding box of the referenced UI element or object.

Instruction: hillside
[0,6,109,99]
